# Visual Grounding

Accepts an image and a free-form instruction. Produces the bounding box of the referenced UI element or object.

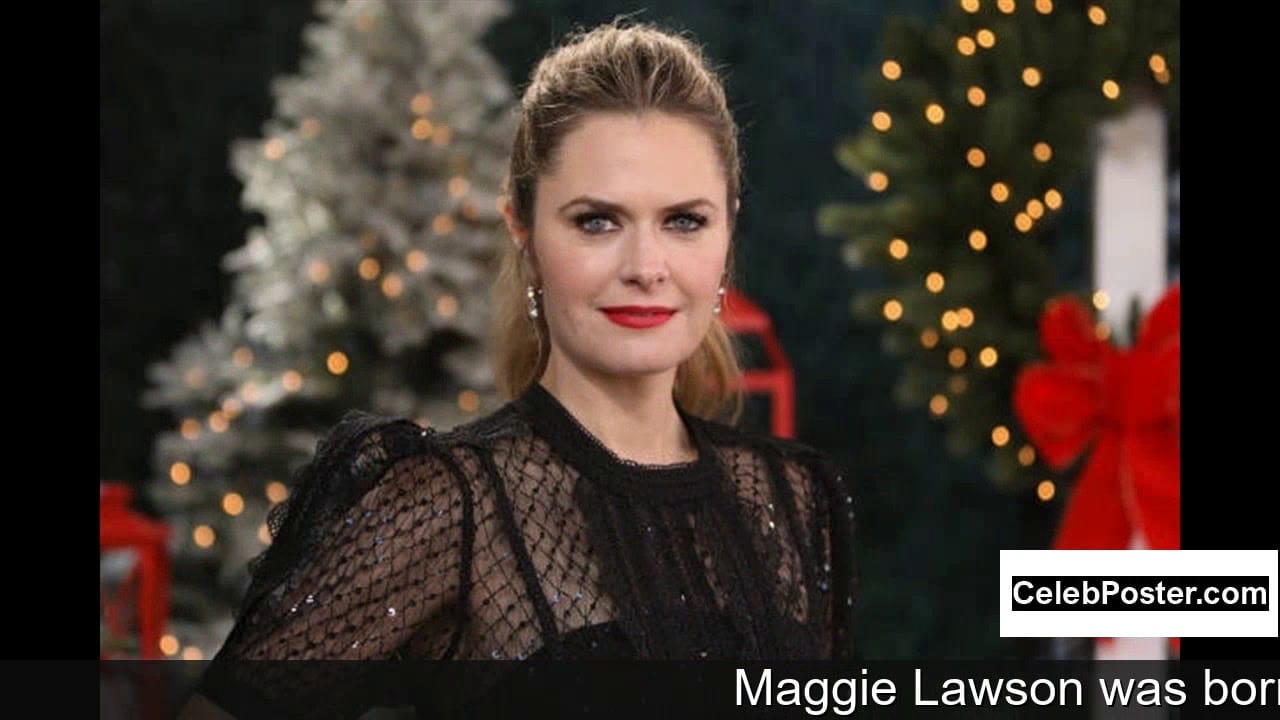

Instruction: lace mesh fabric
[202,382,856,716]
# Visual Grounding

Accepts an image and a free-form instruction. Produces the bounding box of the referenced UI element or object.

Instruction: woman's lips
[601,307,676,329]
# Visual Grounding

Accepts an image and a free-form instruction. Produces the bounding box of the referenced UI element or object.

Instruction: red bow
[1013,285,1180,550]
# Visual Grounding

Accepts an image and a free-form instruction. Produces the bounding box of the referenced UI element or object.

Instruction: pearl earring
[712,286,726,315]
[526,285,542,319]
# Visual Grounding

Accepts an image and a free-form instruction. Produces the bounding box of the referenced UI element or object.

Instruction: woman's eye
[574,213,618,234]
[666,212,707,232]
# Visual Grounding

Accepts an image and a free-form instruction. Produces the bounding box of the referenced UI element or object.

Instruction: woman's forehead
[539,112,726,204]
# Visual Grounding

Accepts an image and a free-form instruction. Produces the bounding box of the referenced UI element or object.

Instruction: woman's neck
[538,365,696,466]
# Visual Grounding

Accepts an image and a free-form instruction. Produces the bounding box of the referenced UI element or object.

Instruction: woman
[189,19,855,718]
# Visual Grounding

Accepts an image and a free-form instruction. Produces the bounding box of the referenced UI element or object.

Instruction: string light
[222,492,245,516]
[461,201,479,220]
[381,272,404,298]
[921,328,940,349]
[458,390,481,413]
[1033,142,1052,162]
[979,346,999,367]
[300,118,322,138]
[327,351,350,375]
[883,299,904,321]
[881,60,902,80]
[410,92,434,115]
[871,111,892,131]
[282,371,303,393]
[1087,5,1107,25]
[258,524,272,545]
[1015,213,1033,232]
[1035,0,1053,13]
[1149,54,1167,74]
[448,176,470,198]
[957,36,977,56]
[997,0,1016,12]
[1095,321,1111,341]
[926,272,946,293]
[169,462,191,486]
[232,346,254,368]
[925,103,946,124]
[307,260,331,284]
[240,382,261,404]
[432,213,456,235]
[929,394,949,416]
[406,250,429,273]
[948,348,967,368]
[1154,67,1171,85]
[991,425,1011,446]
[262,138,285,161]
[1026,199,1045,219]
[1018,445,1036,466]
[1044,188,1063,209]
[990,182,1010,203]
[967,148,986,168]
[222,397,242,418]
[967,86,987,106]
[181,647,204,661]
[159,635,179,657]
[867,171,889,191]
[412,118,434,140]
[957,307,975,327]
[888,238,909,259]
[941,310,960,331]
[437,294,460,318]
[360,229,379,251]
[358,257,381,280]
[432,124,453,147]
[948,375,968,394]
[1037,480,1056,502]
[1092,290,1110,310]
[1102,79,1120,99]
[193,525,215,548]
[208,411,229,434]
[266,481,288,504]
[976,29,996,48]
[961,0,979,12]
[184,367,205,389]
[1021,67,1042,87]
[180,419,200,440]
[968,229,988,251]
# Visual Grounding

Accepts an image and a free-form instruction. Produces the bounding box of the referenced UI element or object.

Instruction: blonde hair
[489,20,745,422]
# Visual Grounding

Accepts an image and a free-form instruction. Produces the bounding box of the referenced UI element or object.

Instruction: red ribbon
[1013,285,1180,551]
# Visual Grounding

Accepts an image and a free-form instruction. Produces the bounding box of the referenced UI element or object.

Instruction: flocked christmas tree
[818,0,1178,494]
[141,0,518,658]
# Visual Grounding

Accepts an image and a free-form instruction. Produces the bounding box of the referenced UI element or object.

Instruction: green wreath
[819,0,1179,491]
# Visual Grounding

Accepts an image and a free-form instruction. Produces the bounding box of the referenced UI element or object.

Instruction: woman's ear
[501,198,530,252]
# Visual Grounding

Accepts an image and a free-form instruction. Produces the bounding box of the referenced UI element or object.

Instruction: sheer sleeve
[193,411,471,719]
[781,448,857,660]
[814,452,857,660]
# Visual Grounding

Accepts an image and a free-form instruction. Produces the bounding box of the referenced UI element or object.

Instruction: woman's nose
[620,226,670,288]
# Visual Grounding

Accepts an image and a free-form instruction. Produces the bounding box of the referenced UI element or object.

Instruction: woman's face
[521,111,732,382]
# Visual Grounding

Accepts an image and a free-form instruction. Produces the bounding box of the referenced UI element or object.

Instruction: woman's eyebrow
[557,196,718,215]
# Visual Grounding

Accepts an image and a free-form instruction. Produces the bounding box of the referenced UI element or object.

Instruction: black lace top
[198,382,856,716]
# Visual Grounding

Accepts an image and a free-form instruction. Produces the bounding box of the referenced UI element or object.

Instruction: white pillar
[1091,96,1169,664]
[1093,95,1168,345]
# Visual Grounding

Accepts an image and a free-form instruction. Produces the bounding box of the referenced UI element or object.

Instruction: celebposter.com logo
[1000,550,1279,638]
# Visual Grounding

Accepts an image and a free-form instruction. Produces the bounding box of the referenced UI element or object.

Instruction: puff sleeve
[188,410,472,719]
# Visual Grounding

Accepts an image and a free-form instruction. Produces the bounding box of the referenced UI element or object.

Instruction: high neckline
[513,381,721,501]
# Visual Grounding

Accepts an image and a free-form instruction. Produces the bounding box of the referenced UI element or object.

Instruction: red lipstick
[601,306,676,329]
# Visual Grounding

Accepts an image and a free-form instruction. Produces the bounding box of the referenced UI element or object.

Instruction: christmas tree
[818,0,1178,493]
[141,0,518,658]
